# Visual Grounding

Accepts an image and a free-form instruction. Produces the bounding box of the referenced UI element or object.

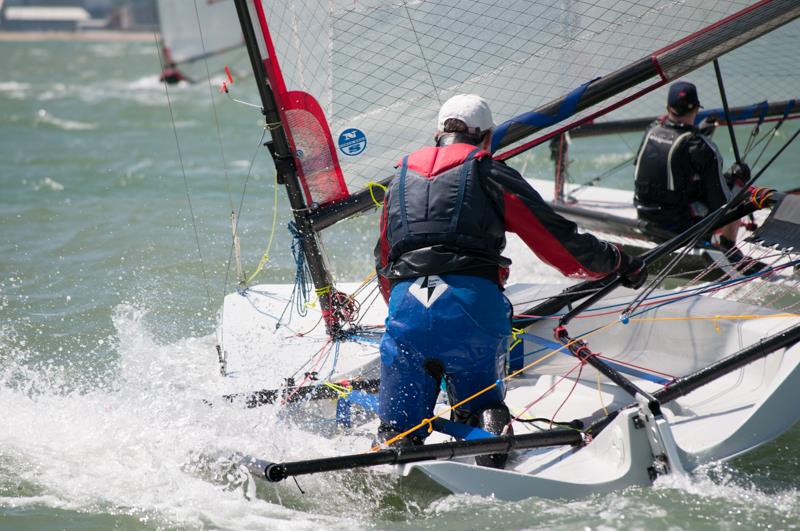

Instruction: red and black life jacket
[380,143,508,281]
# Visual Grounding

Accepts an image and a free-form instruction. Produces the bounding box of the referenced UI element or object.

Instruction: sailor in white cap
[374,94,646,467]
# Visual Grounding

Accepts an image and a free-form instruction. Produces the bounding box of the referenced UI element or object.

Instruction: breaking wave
[35,109,97,130]
[0,304,363,530]
[31,177,65,192]
[0,81,31,100]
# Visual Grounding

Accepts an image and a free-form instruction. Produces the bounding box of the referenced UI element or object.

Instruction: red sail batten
[250,1,349,206]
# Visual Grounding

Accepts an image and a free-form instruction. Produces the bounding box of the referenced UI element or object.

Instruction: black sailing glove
[619,252,648,290]
[697,115,718,137]
[724,163,751,190]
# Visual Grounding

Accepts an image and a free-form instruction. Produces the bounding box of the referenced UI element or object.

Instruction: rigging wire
[402,0,441,106]
[741,110,767,160]
[625,264,800,319]
[749,117,792,170]
[566,155,634,198]
[623,127,800,318]
[221,126,268,293]
[506,274,800,439]
[512,358,585,427]
[192,0,236,215]
[713,59,743,166]
[512,257,799,325]
[153,32,213,308]
[185,1,290,322]
[186,0,277,296]
[245,166,281,285]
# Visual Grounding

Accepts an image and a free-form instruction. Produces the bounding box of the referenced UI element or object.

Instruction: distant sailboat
[155,0,244,84]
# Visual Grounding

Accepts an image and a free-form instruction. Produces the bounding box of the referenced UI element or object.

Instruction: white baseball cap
[437,94,495,134]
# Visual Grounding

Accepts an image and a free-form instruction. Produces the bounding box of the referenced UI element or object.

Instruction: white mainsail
[241,0,798,206]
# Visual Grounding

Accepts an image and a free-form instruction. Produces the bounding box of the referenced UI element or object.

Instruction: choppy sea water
[1,38,799,530]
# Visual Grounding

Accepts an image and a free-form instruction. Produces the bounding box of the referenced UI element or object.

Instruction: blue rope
[276,222,313,326]
[626,260,800,319]
[324,341,341,381]
[558,259,800,342]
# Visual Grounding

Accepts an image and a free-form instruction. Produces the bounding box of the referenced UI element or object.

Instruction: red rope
[281,339,333,404]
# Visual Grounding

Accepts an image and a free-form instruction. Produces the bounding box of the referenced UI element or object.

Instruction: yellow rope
[627,312,800,334]
[360,270,377,285]
[373,320,619,450]
[509,327,525,351]
[303,285,334,310]
[245,171,280,284]
[323,381,351,399]
[315,285,332,297]
[367,181,388,208]
[752,187,773,209]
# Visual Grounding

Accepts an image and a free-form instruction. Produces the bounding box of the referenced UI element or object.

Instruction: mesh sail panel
[285,95,349,206]
[251,0,793,195]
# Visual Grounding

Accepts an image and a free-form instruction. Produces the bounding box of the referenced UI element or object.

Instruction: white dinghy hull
[218,278,800,500]
[404,409,654,501]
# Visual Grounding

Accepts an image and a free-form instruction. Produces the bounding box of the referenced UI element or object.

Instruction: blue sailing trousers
[378,274,512,438]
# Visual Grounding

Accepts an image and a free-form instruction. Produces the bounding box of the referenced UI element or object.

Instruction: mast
[550,134,569,204]
[232,0,339,334]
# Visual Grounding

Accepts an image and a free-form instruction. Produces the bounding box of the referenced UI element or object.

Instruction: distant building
[106,0,157,31]
[0,0,157,31]
[1,5,91,31]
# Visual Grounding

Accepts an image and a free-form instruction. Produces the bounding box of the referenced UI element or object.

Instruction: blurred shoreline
[0,30,155,42]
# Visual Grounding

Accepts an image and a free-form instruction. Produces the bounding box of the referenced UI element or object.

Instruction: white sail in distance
[157,0,244,65]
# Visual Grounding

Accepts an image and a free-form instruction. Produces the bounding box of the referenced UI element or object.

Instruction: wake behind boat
[199,0,800,502]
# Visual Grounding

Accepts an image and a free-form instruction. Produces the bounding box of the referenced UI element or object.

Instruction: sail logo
[338,128,367,156]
